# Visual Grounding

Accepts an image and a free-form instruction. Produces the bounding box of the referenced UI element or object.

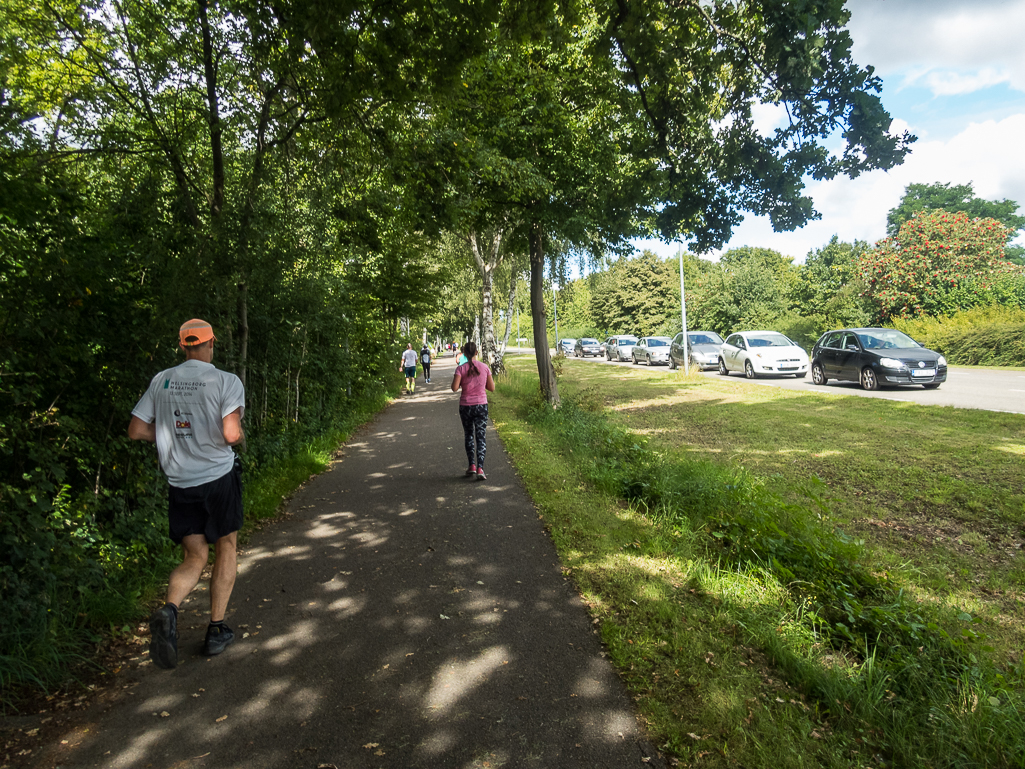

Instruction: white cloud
[921,68,1012,96]
[633,113,1025,263]
[847,0,1025,94]
[751,102,789,137]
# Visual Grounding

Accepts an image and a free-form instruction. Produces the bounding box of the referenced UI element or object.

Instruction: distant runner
[400,343,418,394]
[420,344,433,384]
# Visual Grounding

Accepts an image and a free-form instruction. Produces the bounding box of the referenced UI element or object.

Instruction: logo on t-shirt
[176,419,191,429]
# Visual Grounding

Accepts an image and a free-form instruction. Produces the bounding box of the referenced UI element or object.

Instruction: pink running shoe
[465,465,476,476]
[476,467,486,481]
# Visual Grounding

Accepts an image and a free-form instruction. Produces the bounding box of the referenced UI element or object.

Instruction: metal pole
[680,250,689,375]
[553,285,559,350]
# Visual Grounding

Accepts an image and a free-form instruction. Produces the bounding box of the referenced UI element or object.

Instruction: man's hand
[128,416,156,442]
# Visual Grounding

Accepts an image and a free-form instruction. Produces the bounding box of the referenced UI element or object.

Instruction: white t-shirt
[401,349,418,368]
[132,360,245,488]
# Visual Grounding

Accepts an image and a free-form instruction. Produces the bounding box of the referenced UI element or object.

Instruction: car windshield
[856,330,922,349]
[688,332,723,345]
[746,333,794,347]
[581,338,598,345]
[620,337,637,344]
[646,338,669,346]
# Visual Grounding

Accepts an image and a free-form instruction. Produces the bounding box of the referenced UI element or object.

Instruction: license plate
[912,368,936,377]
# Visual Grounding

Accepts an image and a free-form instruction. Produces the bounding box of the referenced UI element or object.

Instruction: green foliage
[893,306,1025,367]
[858,210,1023,320]
[588,251,680,336]
[688,247,801,334]
[887,182,1025,241]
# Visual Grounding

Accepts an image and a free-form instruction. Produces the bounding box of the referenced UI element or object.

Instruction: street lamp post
[552,284,560,351]
[679,250,689,375]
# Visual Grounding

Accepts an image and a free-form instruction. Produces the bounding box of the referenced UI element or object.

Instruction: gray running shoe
[203,624,235,656]
[149,605,178,669]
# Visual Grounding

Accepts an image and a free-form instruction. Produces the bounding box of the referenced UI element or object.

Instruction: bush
[893,305,1025,366]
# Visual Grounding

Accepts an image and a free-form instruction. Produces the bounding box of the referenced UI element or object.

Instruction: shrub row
[893,306,1025,367]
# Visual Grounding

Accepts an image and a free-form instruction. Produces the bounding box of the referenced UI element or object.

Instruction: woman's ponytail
[462,342,480,377]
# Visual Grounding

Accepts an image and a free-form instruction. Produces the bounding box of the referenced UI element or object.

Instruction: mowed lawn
[524,356,1025,662]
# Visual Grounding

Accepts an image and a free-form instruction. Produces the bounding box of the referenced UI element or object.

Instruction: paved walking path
[40,353,659,769]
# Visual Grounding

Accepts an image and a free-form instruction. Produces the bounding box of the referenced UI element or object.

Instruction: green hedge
[893,306,1025,367]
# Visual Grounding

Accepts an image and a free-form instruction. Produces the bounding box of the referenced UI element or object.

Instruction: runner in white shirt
[400,343,419,394]
[129,319,245,669]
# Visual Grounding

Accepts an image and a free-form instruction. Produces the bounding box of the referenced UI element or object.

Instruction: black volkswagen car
[811,328,947,390]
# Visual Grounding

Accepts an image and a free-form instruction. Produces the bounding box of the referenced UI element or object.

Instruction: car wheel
[811,363,827,385]
[669,356,677,370]
[744,360,756,379]
[923,383,941,390]
[860,367,879,391]
[718,358,729,376]
[632,355,638,364]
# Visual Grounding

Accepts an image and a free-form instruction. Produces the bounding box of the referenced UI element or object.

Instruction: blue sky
[633,0,1025,262]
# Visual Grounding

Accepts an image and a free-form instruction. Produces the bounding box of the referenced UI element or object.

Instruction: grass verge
[490,356,1025,768]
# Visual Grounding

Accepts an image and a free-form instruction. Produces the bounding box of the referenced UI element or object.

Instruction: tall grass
[500,368,1025,767]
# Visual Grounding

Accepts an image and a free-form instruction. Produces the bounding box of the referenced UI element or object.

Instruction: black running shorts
[167,460,243,544]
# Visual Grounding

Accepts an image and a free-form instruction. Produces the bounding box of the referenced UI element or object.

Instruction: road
[569,352,1025,415]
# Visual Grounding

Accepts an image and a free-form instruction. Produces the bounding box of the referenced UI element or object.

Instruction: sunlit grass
[490,356,1025,768]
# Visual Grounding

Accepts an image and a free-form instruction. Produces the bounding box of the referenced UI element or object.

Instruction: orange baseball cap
[179,318,216,347]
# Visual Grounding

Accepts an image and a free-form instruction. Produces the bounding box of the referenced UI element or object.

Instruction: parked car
[670,331,724,371]
[811,328,947,390]
[605,335,639,362]
[632,336,672,365]
[557,338,576,355]
[574,337,602,357]
[718,331,809,378]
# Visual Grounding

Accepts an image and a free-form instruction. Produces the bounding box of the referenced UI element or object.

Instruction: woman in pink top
[451,341,495,480]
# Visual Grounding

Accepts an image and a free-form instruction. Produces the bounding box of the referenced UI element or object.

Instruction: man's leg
[167,534,211,606]
[210,531,238,622]
[149,534,208,669]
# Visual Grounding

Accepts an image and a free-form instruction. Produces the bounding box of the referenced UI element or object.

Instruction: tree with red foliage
[858,211,1023,320]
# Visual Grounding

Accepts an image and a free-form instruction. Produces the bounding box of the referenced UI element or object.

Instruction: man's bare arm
[128,416,156,442]
[222,408,244,446]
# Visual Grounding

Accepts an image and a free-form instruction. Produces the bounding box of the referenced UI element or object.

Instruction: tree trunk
[529,223,559,406]
[237,279,249,386]
[198,0,225,218]
[493,272,516,373]
[466,229,504,369]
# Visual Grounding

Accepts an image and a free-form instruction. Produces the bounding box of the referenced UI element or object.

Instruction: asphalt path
[582,353,1025,414]
[37,353,660,769]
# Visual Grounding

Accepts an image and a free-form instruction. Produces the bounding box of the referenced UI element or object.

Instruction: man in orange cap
[128,319,246,669]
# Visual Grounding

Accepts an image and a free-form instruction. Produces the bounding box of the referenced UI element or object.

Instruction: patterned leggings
[458,404,488,469]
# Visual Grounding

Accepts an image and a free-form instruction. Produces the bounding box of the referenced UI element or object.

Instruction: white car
[632,336,672,365]
[718,331,809,379]
[605,335,639,362]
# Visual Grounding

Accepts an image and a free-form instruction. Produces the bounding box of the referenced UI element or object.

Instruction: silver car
[670,331,724,371]
[632,336,672,365]
[605,335,638,362]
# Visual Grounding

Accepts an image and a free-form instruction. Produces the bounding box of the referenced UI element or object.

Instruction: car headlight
[879,357,905,369]
[937,355,947,366]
